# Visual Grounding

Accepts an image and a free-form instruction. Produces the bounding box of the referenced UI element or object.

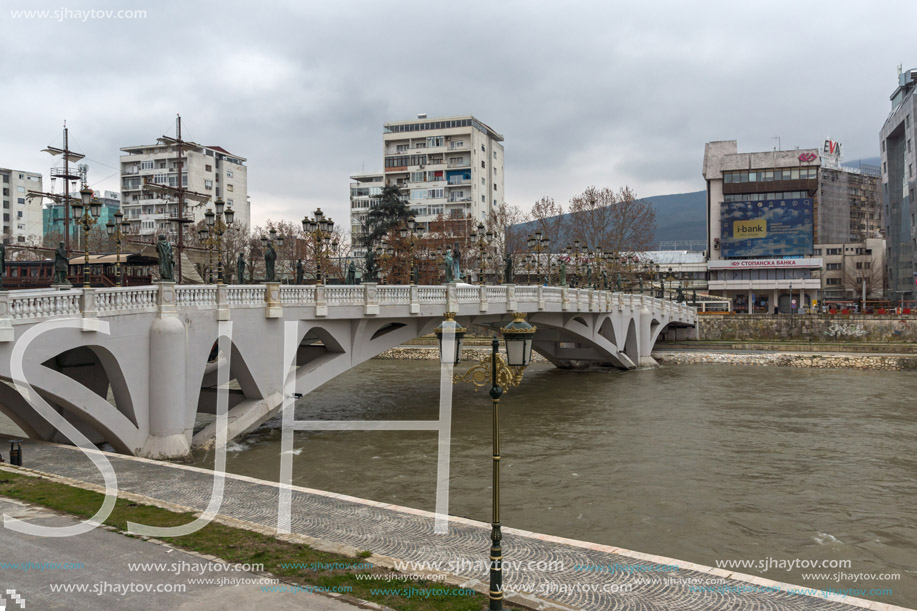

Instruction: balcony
[447,160,470,169]
[447,178,470,186]
[448,196,472,203]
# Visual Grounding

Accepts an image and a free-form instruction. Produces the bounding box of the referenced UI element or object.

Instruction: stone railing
[96,286,159,315]
[9,290,82,321]
[176,286,218,308]
[0,284,696,331]
[278,286,316,304]
[226,285,265,307]
[378,286,411,304]
[417,286,447,303]
[325,286,364,305]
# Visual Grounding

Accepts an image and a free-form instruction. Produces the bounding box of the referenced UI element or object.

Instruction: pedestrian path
[5,440,912,611]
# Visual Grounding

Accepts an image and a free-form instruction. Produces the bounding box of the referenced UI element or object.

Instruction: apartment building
[350,115,504,251]
[814,237,886,303]
[120,142,248,237]
[0,168,43,243]
[880,67,917,301]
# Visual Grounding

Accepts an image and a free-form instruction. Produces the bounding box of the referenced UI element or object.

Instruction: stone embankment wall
[376,346,549,363]
[653,351,917,370]
[697,314,917,342]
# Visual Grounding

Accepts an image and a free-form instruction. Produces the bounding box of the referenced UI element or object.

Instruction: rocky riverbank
[375,346,917,370]
[653,350,917,371]
[375,346,550,363]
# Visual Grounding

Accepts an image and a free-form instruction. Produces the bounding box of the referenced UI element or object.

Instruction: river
[190,361,917,606]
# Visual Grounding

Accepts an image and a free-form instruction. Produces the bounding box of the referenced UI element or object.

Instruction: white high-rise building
[120,141,248,237]
[0,168,43,242]
[350,115,504,251]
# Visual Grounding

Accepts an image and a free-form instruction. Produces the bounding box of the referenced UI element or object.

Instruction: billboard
[719,199,813,258]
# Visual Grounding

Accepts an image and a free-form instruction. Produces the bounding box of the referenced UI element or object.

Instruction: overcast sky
[2,0,915,235]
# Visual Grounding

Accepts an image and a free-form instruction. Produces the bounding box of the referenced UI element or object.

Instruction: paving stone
[8,441,900,611]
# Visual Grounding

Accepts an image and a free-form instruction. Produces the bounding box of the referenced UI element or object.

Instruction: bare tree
[528,196,567,248]
[485,203,526,258]
[843,260,885,302]
[567,186,655,253]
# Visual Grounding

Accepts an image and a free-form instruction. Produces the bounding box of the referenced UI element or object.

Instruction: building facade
[43,190,122,244]
[703,140,883,312]
[814,237,886,304]
[120,142,249,237]
[350,115,504,252]
[880,67,917,301]
[0,168,42,243]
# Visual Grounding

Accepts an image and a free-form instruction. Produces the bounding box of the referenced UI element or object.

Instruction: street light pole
[72,187,100,288]
[105,210,128,287]
[438,312,536,611]
[302,209,336,284]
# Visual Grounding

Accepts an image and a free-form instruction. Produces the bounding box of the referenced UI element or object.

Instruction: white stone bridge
[0,283,695,459]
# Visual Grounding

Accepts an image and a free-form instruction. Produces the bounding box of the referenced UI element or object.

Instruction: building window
[227,184,234,192]
[482,195,485,202]
[16,198,24,204]
[141,161,154,170]
[481,161,485,169]
[813,248,821,255]
[826,278,841,285]
[205,180,213,189]
[16,186,24,193]
[396,144,408,153]
[864,262,871,269]
[494,183,497,190]
[855,262,862,269]
[826,248,842,255]
[481,178,485,185]
[205,164,212,172]
[826,263,841,270]
[226,169,233,178]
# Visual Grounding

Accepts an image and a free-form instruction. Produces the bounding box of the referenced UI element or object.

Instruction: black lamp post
[442,312,536,611]
[399,216,418,284]
[105,210,128,287]
[72,186,100,288]
[201,200,234,284]
[470,222,493,286]
[527,231,550,285]
[302,209,335,284]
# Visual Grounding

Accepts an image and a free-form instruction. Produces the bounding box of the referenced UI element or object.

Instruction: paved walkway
[0,497,360,610]
[3,440,911,611]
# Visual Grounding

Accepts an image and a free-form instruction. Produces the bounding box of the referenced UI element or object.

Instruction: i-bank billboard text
[719,199,813,257]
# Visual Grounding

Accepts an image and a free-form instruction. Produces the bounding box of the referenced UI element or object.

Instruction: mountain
[643,191,706,247]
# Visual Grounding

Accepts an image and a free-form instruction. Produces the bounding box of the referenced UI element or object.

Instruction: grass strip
[0,469,506,611]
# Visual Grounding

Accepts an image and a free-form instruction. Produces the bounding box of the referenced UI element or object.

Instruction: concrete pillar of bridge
[141,312,190,459]
[638,303,658,368]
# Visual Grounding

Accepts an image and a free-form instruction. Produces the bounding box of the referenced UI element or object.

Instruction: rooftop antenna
[772,136,781,151]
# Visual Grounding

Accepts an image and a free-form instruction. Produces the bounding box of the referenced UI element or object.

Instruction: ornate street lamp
[527,231,550,285]
[302,208,334,284]
[470,222,493,286]
[105,210,128,286]
[202,199,234,284]
[72,186,100,288]
[399,216,418,284]
[442,312,536,611]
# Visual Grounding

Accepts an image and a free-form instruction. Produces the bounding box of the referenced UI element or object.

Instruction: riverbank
[376,344,917,370]
[653,350,917,370]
